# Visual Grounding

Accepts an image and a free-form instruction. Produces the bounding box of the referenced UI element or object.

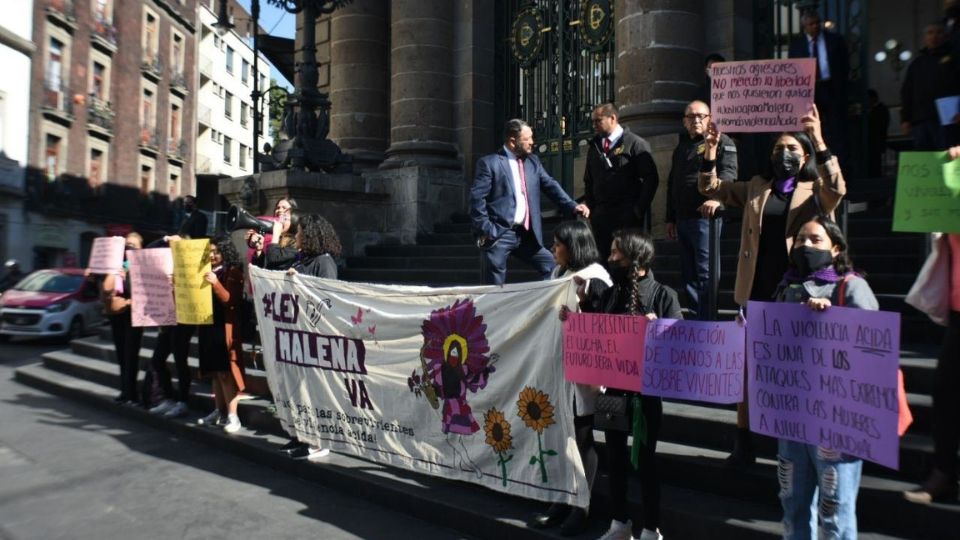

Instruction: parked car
[0,268,104,342]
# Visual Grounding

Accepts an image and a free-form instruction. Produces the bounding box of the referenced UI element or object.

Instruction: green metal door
[495,0,616,198]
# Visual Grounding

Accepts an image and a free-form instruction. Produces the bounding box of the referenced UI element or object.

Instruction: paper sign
[746,301,901,469]
[87,236,126,274]
[641,319,745,404]
[893,152,960,233]
[944,155,960,196]
[128,248,176,327]
[710,58,816,133]
[172,239,213,325]
[563,312,647,392]
[936,96,960,126]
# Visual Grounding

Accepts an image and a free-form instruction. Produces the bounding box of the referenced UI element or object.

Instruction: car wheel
[65,317,84,343]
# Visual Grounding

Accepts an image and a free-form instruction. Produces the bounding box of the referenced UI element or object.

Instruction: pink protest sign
[128,248,176,327]
[746,301,902,469]
[87,236,126,274]
[563,312,647,392]
[710,58,816,133]
[641,319,745,404]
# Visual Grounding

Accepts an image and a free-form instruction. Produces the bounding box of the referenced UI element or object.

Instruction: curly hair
[611,229,656,315]
[212,235,242,269]
[298,213,342,259]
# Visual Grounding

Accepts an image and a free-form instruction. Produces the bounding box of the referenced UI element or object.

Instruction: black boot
[904,468,959,504]
[531,503,570,529]
[724,428,756,468]
[559,507,588,536]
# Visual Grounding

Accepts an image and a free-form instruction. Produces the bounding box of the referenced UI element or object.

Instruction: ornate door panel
[495,0,615,197]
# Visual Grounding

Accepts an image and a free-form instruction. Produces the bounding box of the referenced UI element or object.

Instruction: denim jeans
[778,440,862,540]
[676,218,718,320]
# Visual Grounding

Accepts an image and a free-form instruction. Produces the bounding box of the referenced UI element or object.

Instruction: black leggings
[151,324,195,402]
[604,394,662,531]
[933,311,960,477]
[111,311,143,402]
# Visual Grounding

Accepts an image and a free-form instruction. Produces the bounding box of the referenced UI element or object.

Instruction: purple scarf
[773,176,797,195]
[782,266,856,285]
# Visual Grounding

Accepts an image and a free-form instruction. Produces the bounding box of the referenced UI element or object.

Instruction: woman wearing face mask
[98,232,144,405]
[774,216,876,540]
[699,105,846,466]
[248,197,300,270]
[532,221,611,536]
[579,230,682,540]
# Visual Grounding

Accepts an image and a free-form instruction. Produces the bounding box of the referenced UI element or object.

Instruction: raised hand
[704,121,720,160]
[800,104,825,149]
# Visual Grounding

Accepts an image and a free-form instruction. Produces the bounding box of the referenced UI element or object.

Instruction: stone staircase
[13,189,954,539]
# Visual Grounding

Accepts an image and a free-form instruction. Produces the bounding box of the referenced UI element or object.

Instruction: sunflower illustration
[484,408,514,487]
[517,386,556,434]
[516,386,558,483]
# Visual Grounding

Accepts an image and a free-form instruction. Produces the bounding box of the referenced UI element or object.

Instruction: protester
[789,9,849,163]
[699,105,845,466]
[196,236,246,433]
[176,195,208,239]
[582,103,659,261]
[774,216,877,539]
[900,20,960,150]
[665,100,737,319]
[531,221,611,536]
[248,198,300,270]
[145,235,191,419]
[0,259,24,292]
[99,232,144,405]
[470,119,590,285]
[905,145,960,504]
[578,230,682,540]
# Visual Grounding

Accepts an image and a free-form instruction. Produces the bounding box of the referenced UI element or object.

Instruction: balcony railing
[86,96,114,132]
[140,52,163,80]
[46,0,76,26]
[199,56,213,80]
[90,16,118,52]
[170,69,188,95]
[139,125,160,149]
[167,138,188,160]
[196,156,215,174]
[198,104,212,127]
[42,79,73,117]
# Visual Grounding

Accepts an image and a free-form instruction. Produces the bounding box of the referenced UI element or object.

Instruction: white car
[0,268,104,342]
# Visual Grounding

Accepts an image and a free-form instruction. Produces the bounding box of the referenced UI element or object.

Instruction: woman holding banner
[98,232,144,405]
[577,230,682,540]
[196,236,246,433]
[773,216,877,540]
[532,221,611,535]
[699,105,846,466]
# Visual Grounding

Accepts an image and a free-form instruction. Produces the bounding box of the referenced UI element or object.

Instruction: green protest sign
[893,152,960,234]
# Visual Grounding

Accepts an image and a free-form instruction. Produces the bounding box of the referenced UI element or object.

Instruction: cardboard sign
[641,319,745,404]
[128,248,176,327]
[710,58,816,133]
[893,152,960,233]
[87,236,126,274]
[172,239,212,325]
[746,301,902,469]
[563,312,647,392]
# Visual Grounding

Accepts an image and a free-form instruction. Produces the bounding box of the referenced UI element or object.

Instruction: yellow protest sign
[172,239,213,325]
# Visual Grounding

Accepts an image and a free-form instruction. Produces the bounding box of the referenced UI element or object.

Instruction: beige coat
[698,156,845,305]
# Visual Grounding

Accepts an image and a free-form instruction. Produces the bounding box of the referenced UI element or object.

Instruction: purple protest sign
[563,312,646,392]
[746,301,901,469]
[711,58,816,133]
[641,319,745,404]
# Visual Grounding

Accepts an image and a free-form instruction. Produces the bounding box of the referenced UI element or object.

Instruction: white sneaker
[197,410,222,426]
[637,528,663,540]
[598,519,632,540]
[149,399,175,415]
[163,401,189,418]
[306,447,330,461]
[223,414,242,433]
[236,392,255,401]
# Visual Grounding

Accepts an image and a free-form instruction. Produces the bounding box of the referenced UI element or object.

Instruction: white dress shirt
[503,146,527,226]
[604,124,624,151]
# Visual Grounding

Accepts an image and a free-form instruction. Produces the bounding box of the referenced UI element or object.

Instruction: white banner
[250,266,589,507]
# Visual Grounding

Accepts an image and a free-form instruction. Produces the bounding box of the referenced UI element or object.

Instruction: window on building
[44,134,62,181]
[224,91,232,118]
[140,163,154,195]
[260,73,266,92]
[94,0,110,21]
[239,143,247,170]
[225,46,234,73]
[143,11,158,59]
[168,171,179,199]
[240,102,248,127]
[211,129,217,141]
[141,87,155,128]
[89,148,104,187]
[91,61,106,100]
[241,59,249,85]
[172,33,184,75]
[213,34,220,49]
[170,103,181,147]
[223,136,232,163]
[47,38,64,90]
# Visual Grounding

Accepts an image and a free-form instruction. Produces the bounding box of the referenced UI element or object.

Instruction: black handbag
[594,394,631,432]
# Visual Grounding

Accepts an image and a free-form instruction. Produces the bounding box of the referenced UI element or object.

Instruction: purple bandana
[782,266,855,285]
[773,176,797,195]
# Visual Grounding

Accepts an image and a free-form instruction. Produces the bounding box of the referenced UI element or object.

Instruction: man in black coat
[582,103,659,262]
[665,100,738,320]
[789,10,849,163]
[176,195,208,239]
[900,21,960,150]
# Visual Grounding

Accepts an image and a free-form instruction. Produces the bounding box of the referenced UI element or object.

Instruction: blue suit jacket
[469,148,577,247]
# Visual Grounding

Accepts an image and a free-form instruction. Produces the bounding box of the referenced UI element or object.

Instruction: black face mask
[771,150,803,179]
[609,265,631,284]
[790,245,834,276]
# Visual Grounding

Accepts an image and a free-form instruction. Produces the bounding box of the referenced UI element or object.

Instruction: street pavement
[0,337,472,540]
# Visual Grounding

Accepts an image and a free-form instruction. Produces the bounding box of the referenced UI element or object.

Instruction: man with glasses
[665,100,738,320]
[582,103,659,261]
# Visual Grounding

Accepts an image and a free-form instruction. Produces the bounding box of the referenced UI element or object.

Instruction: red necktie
[603,138,610,153]
[518,158,530,230]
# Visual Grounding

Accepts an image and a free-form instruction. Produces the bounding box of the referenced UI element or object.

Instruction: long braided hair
[611,229,655,315]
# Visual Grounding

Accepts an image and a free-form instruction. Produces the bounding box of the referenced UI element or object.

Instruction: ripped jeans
[777,440,862,540]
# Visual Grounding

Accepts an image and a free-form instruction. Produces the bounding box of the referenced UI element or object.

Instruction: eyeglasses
[684,113,710,121]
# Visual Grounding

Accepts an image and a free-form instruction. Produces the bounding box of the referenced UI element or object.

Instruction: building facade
[195,0,270,211]
[24,0,198,269]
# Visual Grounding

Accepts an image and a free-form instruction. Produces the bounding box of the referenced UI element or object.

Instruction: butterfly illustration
[350,307,371,326]
[368,325,376,336]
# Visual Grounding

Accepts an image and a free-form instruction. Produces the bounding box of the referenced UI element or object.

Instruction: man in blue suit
[470,119,591,285]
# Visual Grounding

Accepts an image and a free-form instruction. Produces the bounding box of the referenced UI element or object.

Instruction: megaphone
[227,206,274,234]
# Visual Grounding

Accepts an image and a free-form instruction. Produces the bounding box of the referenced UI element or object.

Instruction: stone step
[14,360,932,539]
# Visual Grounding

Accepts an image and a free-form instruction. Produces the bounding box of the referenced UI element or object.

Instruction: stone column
[380,0,459,170]
[329,0,389,169]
